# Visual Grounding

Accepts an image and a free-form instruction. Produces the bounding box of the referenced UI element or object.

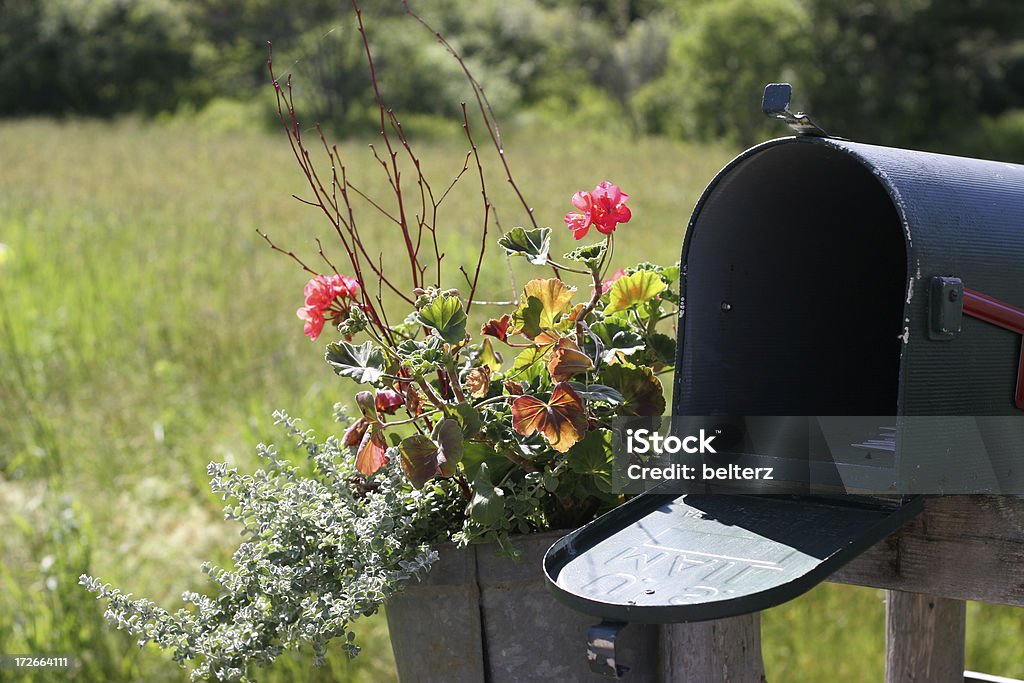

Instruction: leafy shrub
[631,0,814,146]
[0,0,194,116]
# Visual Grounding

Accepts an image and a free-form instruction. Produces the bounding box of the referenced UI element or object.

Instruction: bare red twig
[460,104,489,314]
[263,1,533,350]
[257,229,317,275]
[402,1,538,231]
[351,0,420,290]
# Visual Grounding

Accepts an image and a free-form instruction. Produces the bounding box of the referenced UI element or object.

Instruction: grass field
[1,117,1021,681]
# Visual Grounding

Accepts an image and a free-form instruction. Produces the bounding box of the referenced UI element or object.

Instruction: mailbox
[544,85,1024,677]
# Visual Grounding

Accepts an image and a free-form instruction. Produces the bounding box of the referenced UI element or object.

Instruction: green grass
[0,117,1021,681]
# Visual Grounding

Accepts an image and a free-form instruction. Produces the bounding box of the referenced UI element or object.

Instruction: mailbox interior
[678,142,907,415]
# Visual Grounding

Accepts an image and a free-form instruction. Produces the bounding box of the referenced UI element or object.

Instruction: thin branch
[403,1,539,231]
[346,181,401,225]
[257,229,317,275]
[352,0,420,289]
[316,238,339,274]
[461,103,489,315]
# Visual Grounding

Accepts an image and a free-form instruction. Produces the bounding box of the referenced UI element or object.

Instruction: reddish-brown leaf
[465,366,491,398]
[481,314,512,342]
[547,337,594,382]
[511,382,588,453]
[356,427,389,476]
[503,380,525,395]
[343,417,369,448]
[405,384,423,416]
[354,390,379,422]
[399,434,439,488]
[375,388,404,415]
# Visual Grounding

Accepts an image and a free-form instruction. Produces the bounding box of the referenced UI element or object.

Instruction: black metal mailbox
[543,85,1024,677]
[676,131,1024,494]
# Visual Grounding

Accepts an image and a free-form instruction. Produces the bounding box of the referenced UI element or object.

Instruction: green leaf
[588,320,645,362]
[467,462,505,527]
[603,270,667,315]
[397,336,448,375]
[399,434,439,489]
[417,294,468,344]
[450,402,482,439]
[511,296,545,339]
[498,226,552,266]
[508,346,551,387]
[564,243,607,271]
[433,418,465,477]
[478,338,502,372]
[567,382,625,405]
[565,429,614,493]
[511,279,575,339]
[325,340,387,384]
[599,364,666,416]
[648,332,676,365]
[460,441,513,483]
[659,265,681,287]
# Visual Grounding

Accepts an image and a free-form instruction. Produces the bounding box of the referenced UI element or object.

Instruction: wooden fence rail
[664,496,1024,682]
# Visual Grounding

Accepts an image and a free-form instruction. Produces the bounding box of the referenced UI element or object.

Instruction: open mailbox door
[544,86,1024,676]
[544,490,923,621]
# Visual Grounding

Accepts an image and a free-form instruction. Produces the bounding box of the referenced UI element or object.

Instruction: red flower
[590,182,631,235]
[326,274,361,299]
[303,277,333,309]
[296,305,326,340]
[563,182,631,240]
[563,191,595,240]
[297,273,362,340]
[375,388,405,415]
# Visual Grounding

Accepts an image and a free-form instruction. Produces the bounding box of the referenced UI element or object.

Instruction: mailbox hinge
[587,620,630,678]
[930,276,1024,410]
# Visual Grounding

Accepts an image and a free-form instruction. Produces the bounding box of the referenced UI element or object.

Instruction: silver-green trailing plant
[81,410,460,681]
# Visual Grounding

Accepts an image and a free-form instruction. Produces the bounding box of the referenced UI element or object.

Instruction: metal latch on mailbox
[930,276,1024,410]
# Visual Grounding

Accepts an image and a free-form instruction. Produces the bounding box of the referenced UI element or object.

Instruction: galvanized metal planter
[386,530,660,682]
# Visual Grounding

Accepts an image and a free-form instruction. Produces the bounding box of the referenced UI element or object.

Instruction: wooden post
[884,591,966,683]
[663,613,767,683]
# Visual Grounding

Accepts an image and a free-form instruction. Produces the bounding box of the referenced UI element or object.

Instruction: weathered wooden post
[885,591,966,683]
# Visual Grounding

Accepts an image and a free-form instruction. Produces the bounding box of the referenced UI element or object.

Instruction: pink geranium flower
[296,305,326,340]
[590,181,631,235]
[326,274,361,299]
[297,273,363,340]
[563,182,631,240]
[563,191,595,240]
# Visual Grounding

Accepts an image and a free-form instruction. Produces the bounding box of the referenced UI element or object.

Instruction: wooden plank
[663,613,766,683]
[884,591,965,683]
[830,496,1024,606]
